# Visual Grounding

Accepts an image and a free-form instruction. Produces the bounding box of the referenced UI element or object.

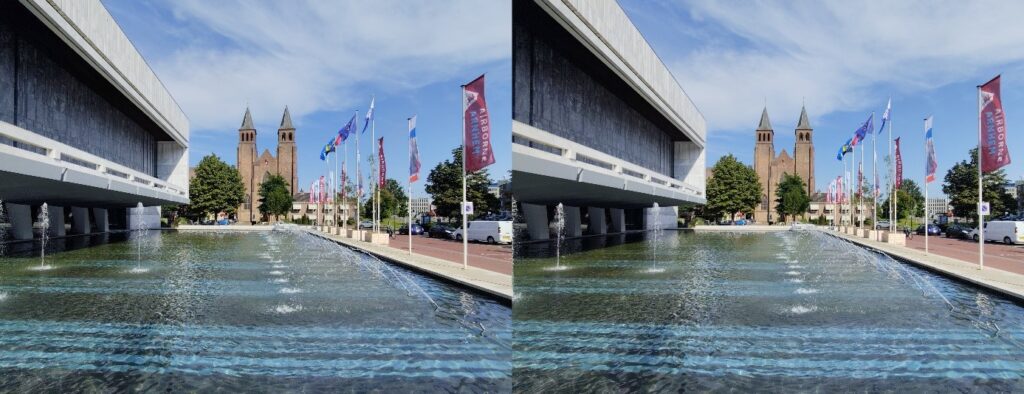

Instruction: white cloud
[148,0,510,132]
[645,0,1024,132]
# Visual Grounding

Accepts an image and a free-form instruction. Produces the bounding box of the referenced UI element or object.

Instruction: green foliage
[257,174,292,221]
[362,178,409,220]
[881,179,925,220]
[424,147,499,223]
[705,155,762,221]
[774,173,810,223]
[189,154,245,218]
[942,147,1015,219]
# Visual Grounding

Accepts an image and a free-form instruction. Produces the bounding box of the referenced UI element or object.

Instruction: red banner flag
[463,74,495,173]
[378,137,386,187]
[895,137,903,190]
[979,75,1011,172]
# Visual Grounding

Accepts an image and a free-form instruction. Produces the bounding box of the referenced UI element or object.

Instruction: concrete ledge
[307,229,511,303]
[826,230,1024,302]
[176,225,274,231]
[693,225,788,232]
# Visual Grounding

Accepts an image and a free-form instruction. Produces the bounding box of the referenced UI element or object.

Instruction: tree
[424,147,499,223]
[189,154,245,219]
[880,179,925,221]
[258,174,292,222]
[942,148,1015,221]
[705,154,762,221]
[362,178,409,220]
[774,173,810,224]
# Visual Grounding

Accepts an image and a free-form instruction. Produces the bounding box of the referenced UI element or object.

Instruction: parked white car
[453,220,513,244]
[970,221,1024,244]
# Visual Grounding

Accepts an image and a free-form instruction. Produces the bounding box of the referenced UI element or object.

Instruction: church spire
[279,106,294,130]
[757,107,773,131]
[240,107,254,130]
[796,105,812,130]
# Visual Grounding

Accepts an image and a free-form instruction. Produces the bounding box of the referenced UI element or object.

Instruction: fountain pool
[0,228,510,391]
[513,230,1024,392]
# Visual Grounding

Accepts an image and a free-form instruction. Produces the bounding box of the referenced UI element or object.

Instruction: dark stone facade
[0,4,157,176]
[513,1,676,177]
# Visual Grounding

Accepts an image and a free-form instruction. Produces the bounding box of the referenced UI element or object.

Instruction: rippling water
[0,229,511,392]
[513,230,1024,392]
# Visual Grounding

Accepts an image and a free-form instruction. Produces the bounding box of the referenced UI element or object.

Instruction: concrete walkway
[825,228,1024,302]
[175,225,273,231]
[692,225,789,232]
[307,229,512,303]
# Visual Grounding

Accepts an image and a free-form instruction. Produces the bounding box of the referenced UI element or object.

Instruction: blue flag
[879,98,891,134]
[409,115,421,183]
[836,137,853,161]
[336,114,356,145]
[851,113,873,147]
[362,97,375,133]
[319,137,336,161]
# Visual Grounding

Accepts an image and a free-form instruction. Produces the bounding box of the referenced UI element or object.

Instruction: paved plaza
[388,235,513,275]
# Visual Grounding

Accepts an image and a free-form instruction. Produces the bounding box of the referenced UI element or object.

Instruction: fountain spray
[0,199,7,255]
[38,203,49,269]
[554,203,565,269]
[648,202,664,273]
[131,202,149,273]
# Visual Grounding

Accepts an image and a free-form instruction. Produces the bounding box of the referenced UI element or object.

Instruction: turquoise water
[0,229,510,392]
[513,230,1024,392]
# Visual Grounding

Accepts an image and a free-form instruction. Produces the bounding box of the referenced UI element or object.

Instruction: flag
[319,137,336,161]
[341,162,347,195]
[879,98,891,134]
[362,97,375,133]
[357,167,363,197]
[463,74,495,172]
[327,171,334,202]
[378,137,386,188]
[837,175,844,203]
[851,113,873,147]
[895,137,903,190]
[319,176,326,203]
[336,114,356,145]
[979,75,1011,172]
[925,116,938,183]
[857,164,863,197]
[309,181,316,203]
[836,137,853,160]
[409,116,421,183]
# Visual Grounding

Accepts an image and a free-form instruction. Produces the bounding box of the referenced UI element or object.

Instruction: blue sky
[620,0,1024,196]
[102,0,511,196]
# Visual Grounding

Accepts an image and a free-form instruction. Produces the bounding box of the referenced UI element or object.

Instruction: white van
[453,221,513,244]
[973,220,1024,244]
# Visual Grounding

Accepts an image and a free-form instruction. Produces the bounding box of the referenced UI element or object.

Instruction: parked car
[875,220,891,230]
[453,220,513,244]
[359,220,373,229]
[970,221,1024,244]
[427,224,456,239]
[915,224,941,236]
[398,224,424,235]
[944,223,972,239]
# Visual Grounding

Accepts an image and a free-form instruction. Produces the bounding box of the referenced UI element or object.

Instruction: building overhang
[534,0,706,147]
[18,0,189,148]
[0,121,188,206]
[513,121,705,208]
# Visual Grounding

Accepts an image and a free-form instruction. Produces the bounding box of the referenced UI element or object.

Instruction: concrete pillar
[47,205,65,237]
[609,208,625,233]
[587,207,607,235]
[92,208,109,232]
[6,203,33,240]
[522,203,549,240]
[71,206,91,234]
[564,205,582,238]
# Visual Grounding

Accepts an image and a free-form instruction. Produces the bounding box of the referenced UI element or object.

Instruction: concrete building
[753,107,815,224]
[237,107,298,224]
[289,193,356,226]
[410,197,432,216]
[512,0,706,240]
[0,0,188,239]
[926,197,950,221]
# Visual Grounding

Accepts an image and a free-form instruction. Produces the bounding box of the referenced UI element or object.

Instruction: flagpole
[343,141,348,230]
[977,85,985,270]
[860,137,864,231]
[356,110,361,239]
[461,84,469,270]
[372,106,378,235]
[889,98,894,235]
[872,112,878,240]
[408,117,413,255]
[924,117,929,254]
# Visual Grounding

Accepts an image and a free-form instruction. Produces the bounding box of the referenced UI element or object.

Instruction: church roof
[776,148,792,161]
[796,105,812,130]
[757,107,772,131]
[240,107,255,130]
[280,106,294,130]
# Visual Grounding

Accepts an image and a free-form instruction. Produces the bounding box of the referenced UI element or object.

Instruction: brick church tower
[235,107,298,224]
[752,105,815,224]
[277,106,298,196]
[237,107,257,224]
